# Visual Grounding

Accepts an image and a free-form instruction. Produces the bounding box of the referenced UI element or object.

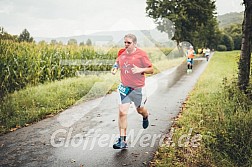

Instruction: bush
[233,35,242,50]
[222,34,234,51]
[217,45,227,51]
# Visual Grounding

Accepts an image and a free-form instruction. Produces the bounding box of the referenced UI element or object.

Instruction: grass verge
[151,51,252,167]
[0,73,119,134]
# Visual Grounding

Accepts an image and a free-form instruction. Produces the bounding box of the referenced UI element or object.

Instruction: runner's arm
[111,61,119,75]
[131,64,153,74]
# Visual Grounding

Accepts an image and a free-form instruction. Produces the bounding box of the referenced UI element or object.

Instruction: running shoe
[113,138,128,149]
[143,116,149,129]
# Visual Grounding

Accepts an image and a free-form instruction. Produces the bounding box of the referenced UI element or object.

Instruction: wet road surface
[0,57,211,167]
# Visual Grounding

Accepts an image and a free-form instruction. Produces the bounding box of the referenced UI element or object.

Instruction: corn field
[0,40,118,98]
[0,40,174,98]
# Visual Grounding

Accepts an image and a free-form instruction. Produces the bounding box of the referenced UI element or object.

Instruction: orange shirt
[187,49,195,59]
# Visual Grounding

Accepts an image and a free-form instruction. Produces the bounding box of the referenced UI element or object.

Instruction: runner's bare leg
[119,103,130,136]
[136,107,148,118]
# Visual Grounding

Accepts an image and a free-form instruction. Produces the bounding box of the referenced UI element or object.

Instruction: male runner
[111,34,154,149]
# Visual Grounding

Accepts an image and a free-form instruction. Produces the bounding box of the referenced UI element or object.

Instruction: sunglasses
[124,41,132,44]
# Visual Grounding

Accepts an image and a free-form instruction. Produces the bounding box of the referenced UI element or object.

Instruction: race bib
[118,83,132,96]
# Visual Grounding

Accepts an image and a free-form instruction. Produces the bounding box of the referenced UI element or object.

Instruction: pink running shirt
[116,48,152,88]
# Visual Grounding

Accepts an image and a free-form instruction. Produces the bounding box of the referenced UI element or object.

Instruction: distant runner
[186,45,196,73]
[205,48,211,61]
[111,34,154,149]
[202,47,206,57]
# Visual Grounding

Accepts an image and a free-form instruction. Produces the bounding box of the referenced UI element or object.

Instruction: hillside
[217,12,243,28]
[34,12,244,44]
[34,29,173,47]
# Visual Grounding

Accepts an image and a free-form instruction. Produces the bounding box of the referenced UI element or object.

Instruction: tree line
[146,0,251,92]
[0,27,34,43]
[0,27,93,46]
[145,0,242,52]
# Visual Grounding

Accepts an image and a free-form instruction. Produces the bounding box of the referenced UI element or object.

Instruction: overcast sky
[0,0,245,38]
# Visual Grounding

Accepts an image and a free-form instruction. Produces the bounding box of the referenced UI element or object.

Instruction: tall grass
[152,51,252,167]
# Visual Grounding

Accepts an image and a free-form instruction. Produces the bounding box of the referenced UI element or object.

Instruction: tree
[0,26,18,41]
[50,39,58,45]
[238,0,252,92]
[18,29,34,42]
[224,24,242,50]
[221,34,234,51]
[67,38,77,45]
[86,38,92,46]
[79,41,85,46]
[146,0,218,48]
[233,34,242,50]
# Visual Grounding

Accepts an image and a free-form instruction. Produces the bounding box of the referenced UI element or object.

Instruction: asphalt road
[0,56,210,167]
